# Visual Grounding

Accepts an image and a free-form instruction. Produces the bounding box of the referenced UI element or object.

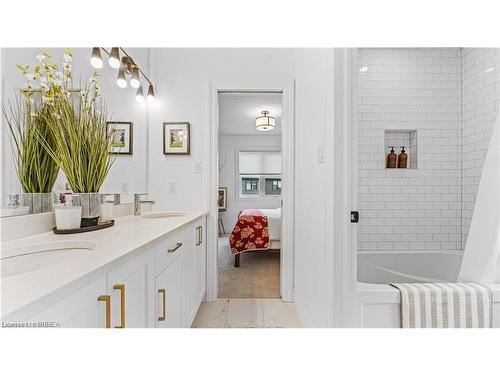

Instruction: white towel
[391,283,492,328]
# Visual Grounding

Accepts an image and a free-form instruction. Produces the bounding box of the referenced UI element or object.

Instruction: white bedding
[260,208,281,241]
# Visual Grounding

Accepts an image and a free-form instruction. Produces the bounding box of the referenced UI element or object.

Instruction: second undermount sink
[1,241,96,278]
[141,211,187,219]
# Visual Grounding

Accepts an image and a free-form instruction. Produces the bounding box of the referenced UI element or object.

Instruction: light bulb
[130,67,140,88]
[117,66,127,88]
[147,84,155,102]
[135,86,145,102]
[109,47,121,69]
[90,47,103,69]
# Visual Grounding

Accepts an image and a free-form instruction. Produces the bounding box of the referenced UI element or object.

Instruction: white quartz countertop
[1,211,208,318]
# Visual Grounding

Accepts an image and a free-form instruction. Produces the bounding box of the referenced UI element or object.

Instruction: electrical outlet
[168,181,176,194]
[194,161,202,174]
[318,143,326,164]
[120,181,129,194]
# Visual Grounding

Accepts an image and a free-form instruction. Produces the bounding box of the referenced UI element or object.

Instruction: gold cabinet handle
[196,226,203,246]
[167,242,183,253]
[158,289,166,321]
[113,284,126,328]
[97,295,111,328]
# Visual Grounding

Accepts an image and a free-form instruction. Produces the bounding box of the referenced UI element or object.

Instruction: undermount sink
[1,241,96,278]
[141,211,187,219]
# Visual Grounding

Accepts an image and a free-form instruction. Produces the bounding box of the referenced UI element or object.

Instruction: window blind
[238,151,281,175]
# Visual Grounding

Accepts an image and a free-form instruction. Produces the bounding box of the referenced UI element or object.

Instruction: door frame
[205,79,295,302]
[326,48,358,327]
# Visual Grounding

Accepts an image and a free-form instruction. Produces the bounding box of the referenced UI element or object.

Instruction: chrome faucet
[7,194,20,207]
[134,193,155,215]
[104,193,121,205]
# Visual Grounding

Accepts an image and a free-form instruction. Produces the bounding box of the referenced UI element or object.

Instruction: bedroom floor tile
[192,298,302,328]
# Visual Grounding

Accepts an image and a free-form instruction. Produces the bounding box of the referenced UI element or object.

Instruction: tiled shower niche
[384,130,417,169]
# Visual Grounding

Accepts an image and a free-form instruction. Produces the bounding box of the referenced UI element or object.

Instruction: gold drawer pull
[167,242,183,253]
[97,295,111,328]
[113,284,126,328]
[158,289,166,321]
[196,226,203,246]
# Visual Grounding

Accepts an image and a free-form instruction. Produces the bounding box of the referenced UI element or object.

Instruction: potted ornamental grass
[33,57,117,227]
[1,52,66,214]
[6,49,117,227]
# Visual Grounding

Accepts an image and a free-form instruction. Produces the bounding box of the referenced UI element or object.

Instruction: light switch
[318,143,326,164]
[168,181,176,194]
[194,161,202,174]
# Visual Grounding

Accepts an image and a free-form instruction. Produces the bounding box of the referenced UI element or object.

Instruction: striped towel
[391,283,492,328]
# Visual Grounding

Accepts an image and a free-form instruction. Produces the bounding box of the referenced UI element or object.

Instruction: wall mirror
[1,48,150,217]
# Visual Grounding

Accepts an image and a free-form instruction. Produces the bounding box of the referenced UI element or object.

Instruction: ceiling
[218,92,282,136]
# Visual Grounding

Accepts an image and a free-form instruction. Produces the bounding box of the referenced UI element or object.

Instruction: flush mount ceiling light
[90,47,156,102]
[255,110,275,132]
[90,47,103,69]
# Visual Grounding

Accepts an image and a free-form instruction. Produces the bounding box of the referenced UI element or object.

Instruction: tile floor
[192,298,302,328]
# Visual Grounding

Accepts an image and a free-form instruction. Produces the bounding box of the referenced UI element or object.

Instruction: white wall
[357,48,463,252]
[461,48,500,245]
[147,49,295,212]
[146,48,331,327]
[1,47,149,204]
[218,135,281,227]
[293,49,330,327]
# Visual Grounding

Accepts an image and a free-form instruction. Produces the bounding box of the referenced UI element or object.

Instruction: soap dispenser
[386,146,397,168]
[397,146,408,168]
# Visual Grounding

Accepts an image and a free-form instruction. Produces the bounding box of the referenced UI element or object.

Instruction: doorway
[217,92,283,298]
[205,81,295,303]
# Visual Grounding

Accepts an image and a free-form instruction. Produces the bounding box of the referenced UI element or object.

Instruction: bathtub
[356,250,500,328]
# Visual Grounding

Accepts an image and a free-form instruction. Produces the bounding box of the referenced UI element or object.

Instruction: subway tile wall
[461,48,500,246]
[357,48,499,253]
[357,48,463,252]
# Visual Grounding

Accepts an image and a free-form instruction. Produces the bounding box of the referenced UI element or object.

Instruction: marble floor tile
[224,298,265,328]
[191,298,229,328]
[192,298,302,328]
[261,299,302,328]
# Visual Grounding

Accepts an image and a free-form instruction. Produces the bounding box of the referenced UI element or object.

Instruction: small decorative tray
[53,220,115,235]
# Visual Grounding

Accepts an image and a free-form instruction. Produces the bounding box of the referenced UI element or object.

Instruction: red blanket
[229,209,270,254]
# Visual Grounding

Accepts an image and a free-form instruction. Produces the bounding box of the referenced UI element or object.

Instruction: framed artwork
[218,187,227,212]
[163,122,190,155]
[107,121,133,155]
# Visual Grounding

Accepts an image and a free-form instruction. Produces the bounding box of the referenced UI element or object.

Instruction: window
[265,178,281,196]
[241,177,260,195]
[238,150,281,199]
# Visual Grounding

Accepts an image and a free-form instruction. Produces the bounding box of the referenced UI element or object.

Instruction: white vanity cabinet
[106,250,155,328]
[29,275,108,328]
[154,216,207,328]
[182,218,207,327]
[2,213,208,328]
[193,218,206,316]
[155,255,184,327]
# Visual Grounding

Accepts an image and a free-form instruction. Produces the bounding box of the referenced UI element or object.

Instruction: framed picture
[218,187,227,212]
[107,121,133,155]
[163,122,190,155]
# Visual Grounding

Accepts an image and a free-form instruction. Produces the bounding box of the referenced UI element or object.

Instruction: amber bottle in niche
[397,146,408,168]
[386,147,397,168]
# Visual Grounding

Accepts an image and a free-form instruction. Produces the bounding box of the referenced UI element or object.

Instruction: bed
[229,208,281,267]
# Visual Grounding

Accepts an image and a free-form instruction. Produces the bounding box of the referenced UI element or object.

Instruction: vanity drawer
[155,229,186,277]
